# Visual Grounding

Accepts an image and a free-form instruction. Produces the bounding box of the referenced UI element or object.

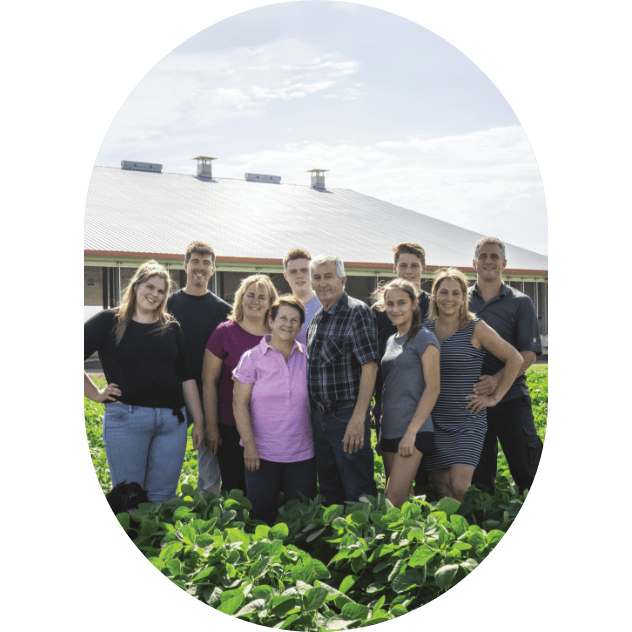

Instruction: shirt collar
[260,333,304,355]
[470,281,510,299]
[323,291,347,316]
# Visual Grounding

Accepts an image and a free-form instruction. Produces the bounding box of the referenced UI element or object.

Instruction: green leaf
[252,585,274,600]
[303,587,328,612]
[451,542,472,551]
[217,594,244,615]
[487,530,504,547]
[408,545,436,568]
[449,514,469,537]
[382,508,402,524]
[275,614,300,629]
[387,559,407,583]
[180,525,196,544]
[255,524,271,540]
[341,602,370,620]
[235,598,266,618]
[192,566,215,584]
[250,557,270,579]
[324,504,344,524]
[312,559,331,580]
[297,558,315,584]
[159,541,183,560]
[220,588,243,603]
[434,564,459,589]
[373,596,385,612]
[326,616,359,630]
[306,527,326,543]
[434,497,461,515]
[173,506,192,521]
[467,530,486,546]
[165,559,182,576]
[339,574,358,594]
[270,523,289,540]
[407,528,425,542]
[460,559,478,574]
[391,571,422,593]
[347,511,367,526]
[116,513,131,530]
[270,595,299,617]
[390,604,408,616]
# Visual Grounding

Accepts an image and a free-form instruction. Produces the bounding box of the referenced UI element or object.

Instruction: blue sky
[96,1,547,255]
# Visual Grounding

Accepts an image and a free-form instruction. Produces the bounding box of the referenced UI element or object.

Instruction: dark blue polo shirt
[468,282,541,402]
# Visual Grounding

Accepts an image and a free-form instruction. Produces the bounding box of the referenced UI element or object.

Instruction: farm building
[84,159,548,336]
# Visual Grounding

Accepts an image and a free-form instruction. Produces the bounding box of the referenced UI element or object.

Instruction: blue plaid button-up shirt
[306,291,379,404]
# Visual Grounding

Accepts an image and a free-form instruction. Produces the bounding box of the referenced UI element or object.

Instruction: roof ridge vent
[245,173,281,184]
[121,160,162,173]
[306,168,328,189]
[193,156,216,179]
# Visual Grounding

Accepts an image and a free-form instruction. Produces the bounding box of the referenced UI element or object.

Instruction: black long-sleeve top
[84,309,194,410]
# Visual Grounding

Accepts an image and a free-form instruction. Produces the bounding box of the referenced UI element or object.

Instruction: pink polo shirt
[232,334,313,463]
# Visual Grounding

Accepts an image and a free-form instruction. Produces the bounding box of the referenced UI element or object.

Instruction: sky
[95,2,547,256]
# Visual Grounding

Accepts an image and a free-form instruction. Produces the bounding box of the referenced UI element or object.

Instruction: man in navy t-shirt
[167,241,231,497]
[468,237,543,493]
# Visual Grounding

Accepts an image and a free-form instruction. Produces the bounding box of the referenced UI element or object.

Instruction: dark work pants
[217,423,247,496]
[245,458,317,525]
[471,394,542,494]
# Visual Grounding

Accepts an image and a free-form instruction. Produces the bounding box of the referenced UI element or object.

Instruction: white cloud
[220,126,547,254]
[97,39,360,159]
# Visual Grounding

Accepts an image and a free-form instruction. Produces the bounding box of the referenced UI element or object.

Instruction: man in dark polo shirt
[468,237,543,493]
[307,254,380,505]
[167,241,231,497]
[372,242,431,488]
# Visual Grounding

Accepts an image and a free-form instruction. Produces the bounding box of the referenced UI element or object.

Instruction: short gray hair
[474,236,506,260]
[310,254,346,279]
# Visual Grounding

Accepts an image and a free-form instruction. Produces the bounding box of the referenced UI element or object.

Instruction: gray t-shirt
[380,327,441,439]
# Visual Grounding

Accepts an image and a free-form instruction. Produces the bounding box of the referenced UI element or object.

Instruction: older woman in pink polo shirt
[232,295,315,525]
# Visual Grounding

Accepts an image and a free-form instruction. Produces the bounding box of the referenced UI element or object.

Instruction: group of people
[84,237,543,524]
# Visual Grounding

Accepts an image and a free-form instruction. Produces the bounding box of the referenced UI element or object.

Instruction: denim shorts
[380,431,434,455]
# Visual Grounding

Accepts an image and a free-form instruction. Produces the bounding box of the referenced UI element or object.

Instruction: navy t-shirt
[167,289,232,389]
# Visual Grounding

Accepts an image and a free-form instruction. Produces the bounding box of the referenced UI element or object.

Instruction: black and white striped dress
[423,319,487,470]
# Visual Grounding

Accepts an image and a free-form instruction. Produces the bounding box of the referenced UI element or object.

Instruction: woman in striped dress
[423,268,522,501]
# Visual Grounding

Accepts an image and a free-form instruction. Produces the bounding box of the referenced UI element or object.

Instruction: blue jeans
[245,457,317,525]
[309,406,377,505]
[102,403,188,502]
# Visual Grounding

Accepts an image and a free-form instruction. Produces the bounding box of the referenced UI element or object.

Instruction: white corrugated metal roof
[85,166,547,271]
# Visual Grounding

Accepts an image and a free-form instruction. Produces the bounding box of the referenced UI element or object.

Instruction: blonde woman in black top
[84,260,204,502]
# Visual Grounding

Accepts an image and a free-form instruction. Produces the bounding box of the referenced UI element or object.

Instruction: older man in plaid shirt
[306,254,379,505]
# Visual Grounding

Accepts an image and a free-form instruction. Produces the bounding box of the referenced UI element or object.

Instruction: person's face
[284,258,311,295]
[311,261,346,309]
[434,277,464,318]
[242,283,271,319]
[395,253,424,288]
[184,251,215,288]
[473,243,506,282]
[135,275,167,314]
[269,305,302,343]
[385,288,417,330]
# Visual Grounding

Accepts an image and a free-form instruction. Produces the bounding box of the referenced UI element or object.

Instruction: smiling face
[395,253,424,290]
[434,277,465,319]
[473,243,507,283]
[269,304,302,344]
[284,258,311,296]
[184,251,215,291]
[135,274,168,315]
[242,283,272,320]
[385,288,417,332]
[311,261,346,310]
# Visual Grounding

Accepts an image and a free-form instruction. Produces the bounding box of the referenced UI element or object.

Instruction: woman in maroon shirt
[202,274,278,495]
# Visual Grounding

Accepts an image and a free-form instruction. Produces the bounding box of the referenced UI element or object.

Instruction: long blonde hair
[371,278,421,348]
[428,268,476,328]
[113,260,173,345]
[229,274,278,325]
